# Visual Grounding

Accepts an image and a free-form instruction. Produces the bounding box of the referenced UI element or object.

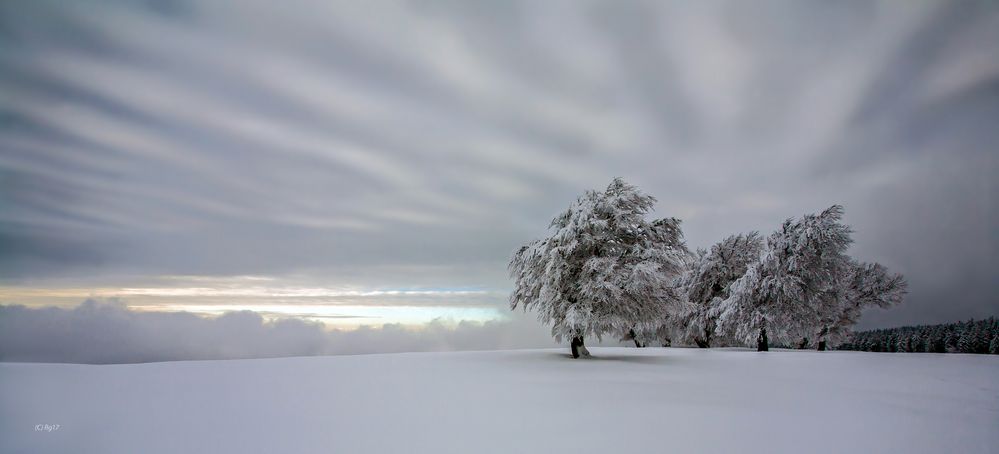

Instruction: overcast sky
[1,0,997,332]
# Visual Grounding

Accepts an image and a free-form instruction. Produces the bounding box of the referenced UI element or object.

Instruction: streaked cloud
[0,0,996,328]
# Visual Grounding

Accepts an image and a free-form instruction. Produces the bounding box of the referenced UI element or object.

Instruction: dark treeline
[838,317,999,354]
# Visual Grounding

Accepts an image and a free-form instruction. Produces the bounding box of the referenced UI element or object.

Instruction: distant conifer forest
[837,317,999,354]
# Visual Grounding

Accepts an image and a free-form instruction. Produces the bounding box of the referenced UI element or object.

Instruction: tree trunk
[816,326,829,351]
[628,328,643,348]
[570,336,583,358]
[757,327,769,352]
[570,336,590,358]
[695,326,713,348]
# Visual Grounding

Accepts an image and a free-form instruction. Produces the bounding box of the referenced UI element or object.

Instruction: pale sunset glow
[129,304,506,327]
[0,275,505,328]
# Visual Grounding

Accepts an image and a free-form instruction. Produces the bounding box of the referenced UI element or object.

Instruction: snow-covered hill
[2,348,997,454]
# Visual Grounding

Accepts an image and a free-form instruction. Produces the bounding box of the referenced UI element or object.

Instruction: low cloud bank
[0,300,558,364]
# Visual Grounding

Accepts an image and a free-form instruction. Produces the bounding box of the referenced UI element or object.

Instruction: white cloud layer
[0,301,560,364]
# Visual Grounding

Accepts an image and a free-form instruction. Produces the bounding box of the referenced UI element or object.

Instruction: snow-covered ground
[2,348,997,454]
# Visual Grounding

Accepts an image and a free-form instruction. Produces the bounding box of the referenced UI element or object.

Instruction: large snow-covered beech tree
[508,178,689,358]
[718,205,854,351]
[678,232,763,348]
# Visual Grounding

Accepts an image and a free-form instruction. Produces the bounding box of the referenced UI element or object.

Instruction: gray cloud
[0,0,996,327]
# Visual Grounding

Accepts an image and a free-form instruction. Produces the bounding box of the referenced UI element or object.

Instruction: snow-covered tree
[677,232,762,348]
[815,261,907,350]
[717,205,854,351]
[718,205,907,351]
[508,178,689,358]
[929,329,947,353]
[957,327,976,353]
